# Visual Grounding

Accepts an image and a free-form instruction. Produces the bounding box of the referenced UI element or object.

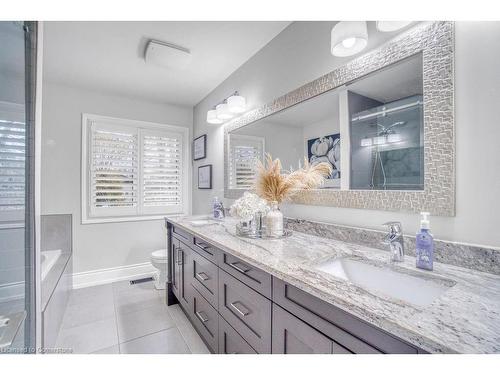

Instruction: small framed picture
[193,134,207,161]
[198,165,212,189]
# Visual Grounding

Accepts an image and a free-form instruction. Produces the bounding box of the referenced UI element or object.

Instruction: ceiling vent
[144,40,191,69]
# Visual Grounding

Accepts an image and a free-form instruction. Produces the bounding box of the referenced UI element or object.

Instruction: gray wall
[192,21,500,249]
[41,83,193,274]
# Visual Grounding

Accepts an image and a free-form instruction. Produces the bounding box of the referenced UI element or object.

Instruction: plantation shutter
[140,129,183,214]
[89,121,138,216]
[0,117,25,218]
[228,134,264,190]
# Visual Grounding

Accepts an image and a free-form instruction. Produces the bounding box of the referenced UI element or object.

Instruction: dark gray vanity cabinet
[191,248,219,308]
[191,287,219,353]
[170,237,180,298]
[218,269,272,353]
[273,279,420,354]
[218,315,257,354]
[166,222,425,355]
[170,232,194,313]
[272,304,351,354]
[218,252,272,298]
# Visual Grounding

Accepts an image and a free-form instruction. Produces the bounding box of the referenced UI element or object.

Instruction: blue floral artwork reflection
[307,133,340,188]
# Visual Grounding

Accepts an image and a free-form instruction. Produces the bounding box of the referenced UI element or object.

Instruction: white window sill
[81,213,187,225]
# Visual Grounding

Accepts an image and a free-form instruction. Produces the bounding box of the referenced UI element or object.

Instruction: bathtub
[40,249,62,281]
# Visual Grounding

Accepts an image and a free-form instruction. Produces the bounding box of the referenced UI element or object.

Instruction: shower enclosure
[350,95,424,190]
[0,21,38,353]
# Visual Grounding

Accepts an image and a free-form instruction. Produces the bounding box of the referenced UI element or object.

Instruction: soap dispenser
[416,212,434,271]
[212,196,225,220]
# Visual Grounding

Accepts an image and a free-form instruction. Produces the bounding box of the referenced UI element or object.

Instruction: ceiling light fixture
[331,21,368,57]
[144,39,191,69]
[206,91,246,125]
[376,21,412,33]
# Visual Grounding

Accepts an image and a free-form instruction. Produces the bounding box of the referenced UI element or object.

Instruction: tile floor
[55,280,210,354]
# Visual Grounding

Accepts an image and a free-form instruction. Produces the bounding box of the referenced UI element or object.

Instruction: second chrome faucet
[383,221,405,262]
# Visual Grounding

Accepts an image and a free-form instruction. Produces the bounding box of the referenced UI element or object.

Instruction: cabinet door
[191,288,218,353]
[218,315,257,354]
[272,304,351,354]
[171,238,180,299]
[178,242,193,310]
[191,249,218,308]
[218,270,272,353]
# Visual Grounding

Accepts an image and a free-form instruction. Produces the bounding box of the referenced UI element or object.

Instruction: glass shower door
[0,21,37,353]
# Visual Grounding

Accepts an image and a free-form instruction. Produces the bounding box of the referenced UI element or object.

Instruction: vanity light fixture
[373,135,387,146]
[216,103,234,120]
[360,137,373,147]
[206,91,246,125]
[331,21,368,57]
[206,108,223,125]
[376,21,412,33]
[227,93,246,114]
[387,133,402,143]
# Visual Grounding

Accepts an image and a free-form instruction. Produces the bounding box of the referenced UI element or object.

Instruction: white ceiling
[42,21,291,106]
[348,53,423,103]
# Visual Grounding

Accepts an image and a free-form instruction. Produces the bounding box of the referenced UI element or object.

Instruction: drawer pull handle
[176,247,183,265]
[229,261,250,274]
[196,272,209,281]
[230,301,250,317]
[196,242,210,250]
[195,310,209,323]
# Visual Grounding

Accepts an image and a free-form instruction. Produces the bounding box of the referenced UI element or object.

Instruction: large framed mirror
[224,21,454,216]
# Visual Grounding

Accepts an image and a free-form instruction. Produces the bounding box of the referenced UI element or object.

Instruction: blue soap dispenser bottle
[416,212,434,271]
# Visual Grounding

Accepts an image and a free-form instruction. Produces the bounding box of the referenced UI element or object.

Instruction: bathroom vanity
[165,216,500,354]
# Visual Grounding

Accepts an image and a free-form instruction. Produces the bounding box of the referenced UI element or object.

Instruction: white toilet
[150,249,168,290]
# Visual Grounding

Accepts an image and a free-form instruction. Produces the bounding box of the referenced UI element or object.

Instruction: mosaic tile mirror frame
[224,21,455,216]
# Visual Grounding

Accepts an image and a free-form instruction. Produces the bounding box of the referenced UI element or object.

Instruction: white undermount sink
[188,218,219,227]
[315,258,454,307]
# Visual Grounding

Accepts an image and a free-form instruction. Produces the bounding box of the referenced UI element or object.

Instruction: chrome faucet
[382,222,405,262]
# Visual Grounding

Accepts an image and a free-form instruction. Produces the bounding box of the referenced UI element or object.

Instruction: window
[82,114,188,223]
[0,102,25,225]
[228,134,264,190]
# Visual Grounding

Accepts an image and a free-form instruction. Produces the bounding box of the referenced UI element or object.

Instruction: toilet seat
[151,249,168,261]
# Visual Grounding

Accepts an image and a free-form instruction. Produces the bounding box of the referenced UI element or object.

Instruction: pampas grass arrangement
[255,154,332,204]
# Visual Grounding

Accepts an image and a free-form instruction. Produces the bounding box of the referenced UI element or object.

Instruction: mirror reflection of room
[348,53,423,190]
[228,52,423,192]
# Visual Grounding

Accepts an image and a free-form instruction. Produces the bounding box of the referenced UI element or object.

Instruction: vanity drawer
[218,252,272,298]
[218,315,257,354]
[192,236,219,264]
[272,304,352,354]
[273,278,418,354]
[219,270,272,353]
[190,288,218,353]
[191,248,218,308]
[172,225,193,243]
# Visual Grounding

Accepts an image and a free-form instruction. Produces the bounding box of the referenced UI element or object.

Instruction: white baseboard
[72,262,156,289]
[0,281,25,303]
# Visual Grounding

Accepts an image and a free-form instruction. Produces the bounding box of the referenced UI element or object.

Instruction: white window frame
[81,113,189,224]
[227,133,265,191]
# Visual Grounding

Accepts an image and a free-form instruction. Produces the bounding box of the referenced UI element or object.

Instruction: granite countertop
[166,215,500,354]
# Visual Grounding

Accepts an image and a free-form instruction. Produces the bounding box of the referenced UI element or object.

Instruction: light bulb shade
[331,21,368,57]
[216,103,233,120]
[360,137,373,147]
[373,135,387,145]
[227,94,246,114]
[376,21,411,32]
[387,133,402,143]
[206,109,223,124]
